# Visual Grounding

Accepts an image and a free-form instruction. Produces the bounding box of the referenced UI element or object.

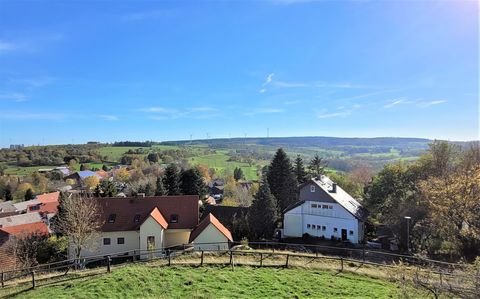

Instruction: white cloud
[139,106,219,120]
[416,100,447,108]
[259,88,267,93]
[316,104,361,119]
[384,99,406,109]
[120,9,175,21]
[0,112,67,120]
[0,40,17,53]
[244,107,284,116]
[0,92,28,102]
[97,115,119,121]
[316,111,352,119]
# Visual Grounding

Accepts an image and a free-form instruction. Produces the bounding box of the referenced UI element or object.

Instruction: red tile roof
[36,191,60,204]
[0,222,49,237]
[96,196,199,232]
[189,213,233,243]
[143,207,168,229]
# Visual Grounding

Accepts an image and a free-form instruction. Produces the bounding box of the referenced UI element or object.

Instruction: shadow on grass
[1,272,105,299]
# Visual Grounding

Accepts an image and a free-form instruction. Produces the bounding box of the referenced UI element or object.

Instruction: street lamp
[404,216,411,253]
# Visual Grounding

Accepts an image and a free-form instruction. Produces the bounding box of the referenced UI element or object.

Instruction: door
[147,236,155,251]
[341,229,347,241]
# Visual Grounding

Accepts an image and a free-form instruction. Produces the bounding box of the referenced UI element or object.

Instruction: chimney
[329,183,337,193]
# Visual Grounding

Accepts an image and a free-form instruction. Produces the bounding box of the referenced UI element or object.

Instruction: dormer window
[107,214,116,223]
[134,214,141,223]
[170,214,178,223]
[310,185,315,192]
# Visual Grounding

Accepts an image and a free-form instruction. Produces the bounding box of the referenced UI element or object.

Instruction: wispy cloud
[244,107,284,116]
[384,99,407,109]
[139,106,219,120]
[259,73,275,93]
[120,9,175,21]
[0,40,17,54]
[0,112,68,120]
[97,115,119,121]
[0,92,28,102]
[416,100,447,108]
[316,104,361,119]
[384,98,447,109]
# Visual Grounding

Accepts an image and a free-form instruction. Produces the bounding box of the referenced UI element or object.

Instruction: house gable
[299,182,336,203]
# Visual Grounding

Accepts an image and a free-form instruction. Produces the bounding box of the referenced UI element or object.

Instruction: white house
[283,176,369,244]
[75,196,233,260]
[189,213,233,251]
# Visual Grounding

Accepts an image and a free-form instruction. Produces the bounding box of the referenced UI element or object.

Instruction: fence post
[168,250,171,266]
[1,272,4,288]
[106,255,111,273]
[340,258,344,272]
[133,250,136,263]
[31,271,35,289]
[260,253,263,267]
[439,272,443,287]
[200,251,204,266]
[229,251,233,265]
[285,254,289,268]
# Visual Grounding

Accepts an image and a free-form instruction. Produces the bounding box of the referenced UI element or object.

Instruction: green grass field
[97,146,150,162]
[5,265,410,299]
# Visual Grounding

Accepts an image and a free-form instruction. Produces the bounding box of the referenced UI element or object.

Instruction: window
[103,238,111,245]
[307,224,311,229]
[107,214,116,223]
[322,226,326,231]
[134,214,141,223]
[329,205,333,209]
[310,185,315,192]
[170,214,178,223]
[311,203,317,208]
[312,225,316,229]
[322,205,329,209]
[333,227,338,233]
[349,230,354,236]
[317,225,321,230]
[117,237,125,245]
[29,205,40,211]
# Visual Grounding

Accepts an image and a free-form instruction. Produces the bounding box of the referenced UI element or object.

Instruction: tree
[84,176,100,190]
[155,177,166,196]
[267,148,298,213]
[0,164,6,176]
[163,164,181,195]
[294,154,308,184]
[196,164,211,183]
[147,153,159,163]
[248,178,277,239]
[102,164,108,171]
[80,164,86,171]
[180,168,208,197]
[233,167,244,181]
[53,195,101,260]
[95,180,117,197]
[14,182,33,200]
[4,185,13,201]
[308,154,327,177]
[24,188,35,201]
[7,232,49,268]
[114,167,130,183]
[144,182,155,196]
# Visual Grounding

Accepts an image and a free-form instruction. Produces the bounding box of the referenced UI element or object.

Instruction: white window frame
[310,185,315,192]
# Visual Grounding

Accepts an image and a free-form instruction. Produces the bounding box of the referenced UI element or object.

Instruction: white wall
[139,216,165,259]
[164,229,191,248]
[283,201,361,243]
[192,224,229,251]
[77,231,139,259]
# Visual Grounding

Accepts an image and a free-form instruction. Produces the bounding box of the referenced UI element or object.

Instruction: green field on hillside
[5,265,414,299]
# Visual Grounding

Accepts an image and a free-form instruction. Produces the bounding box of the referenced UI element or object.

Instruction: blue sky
[0,0,478,146]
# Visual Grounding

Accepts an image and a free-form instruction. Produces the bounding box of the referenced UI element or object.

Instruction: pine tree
[248,178,277,239]
[309,154,327,178]
[294,154,308,184]
[24,188,35,201]
[180,168,208,197]
[102,164,108,171]
[155,177,166,196]
[267,148,298,213]
[80,164,86,171]
[233,167,244,181]
[163,164,181,195]
[4,185,13,201]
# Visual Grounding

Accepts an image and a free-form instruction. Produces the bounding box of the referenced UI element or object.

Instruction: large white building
[283,176,369,244]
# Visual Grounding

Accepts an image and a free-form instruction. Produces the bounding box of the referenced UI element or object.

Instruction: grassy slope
[8,265,405,299]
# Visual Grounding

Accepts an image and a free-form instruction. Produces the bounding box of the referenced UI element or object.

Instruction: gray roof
[310,176,369,221]
[13,199,40,212]
[0,212,43,228]
[0,201,17,213]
